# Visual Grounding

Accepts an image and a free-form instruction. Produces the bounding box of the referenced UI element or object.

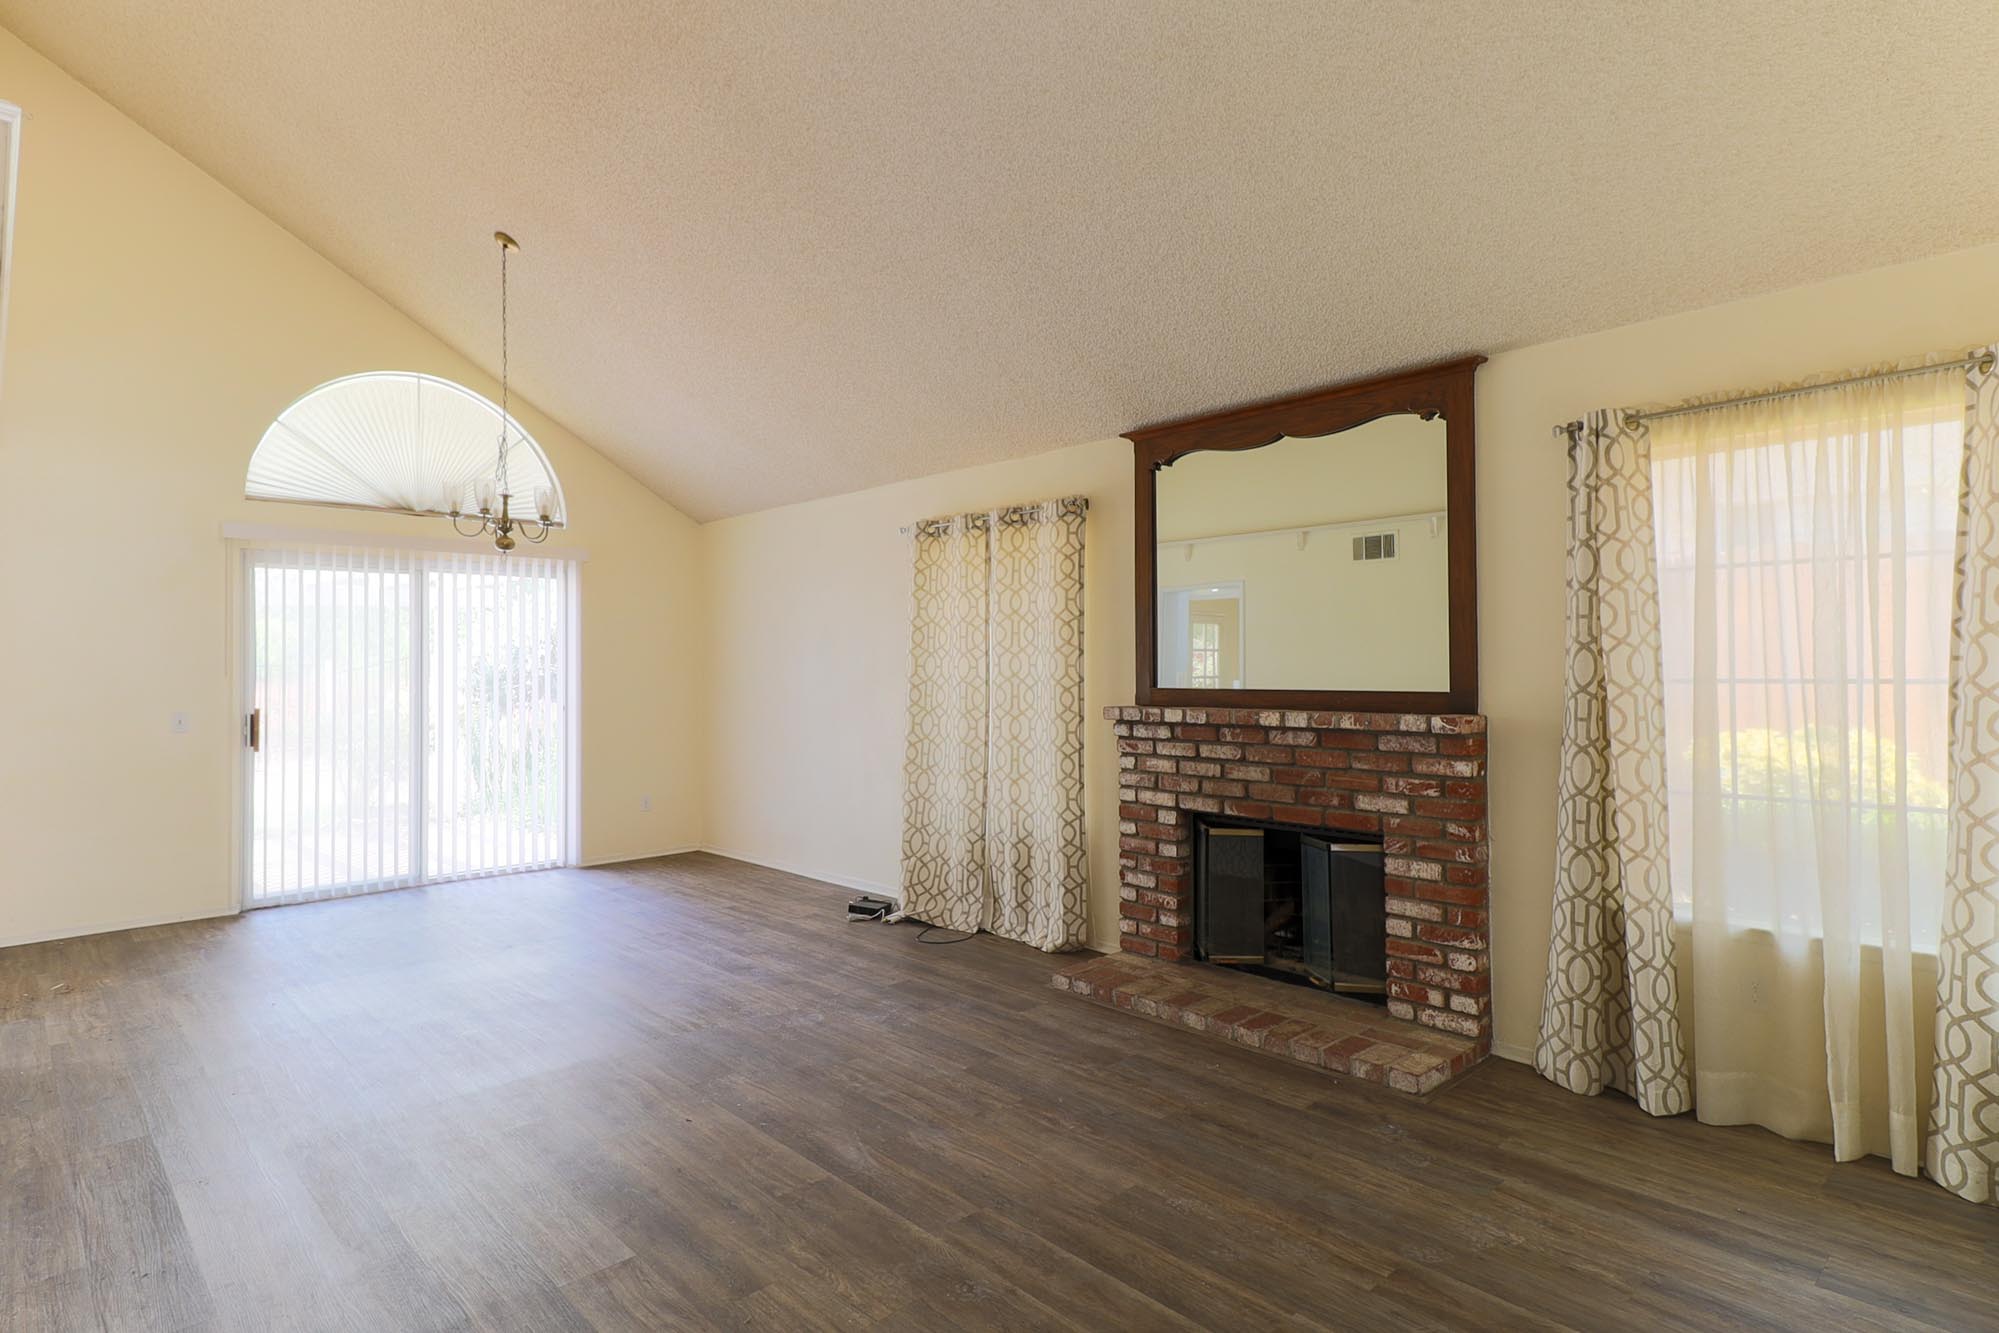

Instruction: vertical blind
[244,543,574,907]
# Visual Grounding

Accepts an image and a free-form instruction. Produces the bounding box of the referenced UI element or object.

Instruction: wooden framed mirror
[1128,356,1482,713]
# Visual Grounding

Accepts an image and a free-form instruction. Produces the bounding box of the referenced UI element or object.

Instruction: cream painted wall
[0,29,705,946]
[701,239,1999,1058]
[702,443,1132,946]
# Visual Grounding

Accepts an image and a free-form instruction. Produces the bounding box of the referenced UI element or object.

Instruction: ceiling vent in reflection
[1350,531,1398,561]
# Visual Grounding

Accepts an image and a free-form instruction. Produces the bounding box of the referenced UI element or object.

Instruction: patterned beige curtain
[1932,347,1999,1204]
[900,497,1088,950]
[986,500,1089,951]
[899,513,989,933]
[1535,410,1693,1116]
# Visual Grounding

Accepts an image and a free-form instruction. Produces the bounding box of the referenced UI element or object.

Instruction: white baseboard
[585,847,1105,947]
[695,846,902,901]
[1490,1038,1533,1065]
[578,845,703,868]
[0,904,240,952]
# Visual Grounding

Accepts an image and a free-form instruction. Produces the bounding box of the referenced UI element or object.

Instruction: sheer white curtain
[1652,366,1962,1172]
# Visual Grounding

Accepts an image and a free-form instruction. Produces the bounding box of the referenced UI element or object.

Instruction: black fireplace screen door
[1195,825,1265,962]
[1303,835,1387,995]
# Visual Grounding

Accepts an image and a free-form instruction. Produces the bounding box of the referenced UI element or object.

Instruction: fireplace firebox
[1194,818,1387,1001]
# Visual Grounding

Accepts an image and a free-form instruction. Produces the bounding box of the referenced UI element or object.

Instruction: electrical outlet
[170,711,191,734]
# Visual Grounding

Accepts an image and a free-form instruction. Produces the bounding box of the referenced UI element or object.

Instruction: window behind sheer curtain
[1652,381,1962,950]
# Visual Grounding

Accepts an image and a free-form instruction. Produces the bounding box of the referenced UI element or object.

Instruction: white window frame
[1188,617,1222,689]
[1163,579,1248,690]
[0,100,21,399]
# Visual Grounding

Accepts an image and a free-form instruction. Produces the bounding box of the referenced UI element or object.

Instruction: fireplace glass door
[1196,826,1266,962]
[1302,836,1387,996]
[1194,821,1386,1000]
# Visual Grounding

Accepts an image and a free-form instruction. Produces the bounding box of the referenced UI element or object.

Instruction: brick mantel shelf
[1104,705,1492,1054]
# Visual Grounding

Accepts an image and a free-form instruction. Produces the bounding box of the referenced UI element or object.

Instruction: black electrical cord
[916,925,979,944]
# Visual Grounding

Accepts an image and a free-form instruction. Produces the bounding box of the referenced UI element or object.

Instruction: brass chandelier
[452,230,554,551]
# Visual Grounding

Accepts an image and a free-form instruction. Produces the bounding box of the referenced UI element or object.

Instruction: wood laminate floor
[2,853,1993,1331]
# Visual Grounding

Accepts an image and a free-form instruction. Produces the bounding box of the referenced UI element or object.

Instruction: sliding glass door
[423,555,570,881]
[241,544,575,907]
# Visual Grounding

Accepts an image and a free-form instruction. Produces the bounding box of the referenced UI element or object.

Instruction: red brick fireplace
[1103,704,1491,1054]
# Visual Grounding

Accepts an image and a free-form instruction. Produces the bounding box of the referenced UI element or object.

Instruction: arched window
[245,372,566,526]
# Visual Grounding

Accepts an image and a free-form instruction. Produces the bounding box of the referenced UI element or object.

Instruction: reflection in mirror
[1154,414,1450,693]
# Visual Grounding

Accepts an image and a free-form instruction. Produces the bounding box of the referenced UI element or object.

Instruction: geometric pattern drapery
[985,502,1090,950]
[1534,410,1694,1116]
[899,511,991,935]
[899,497,1088,952]
[1931,347,1999,1205]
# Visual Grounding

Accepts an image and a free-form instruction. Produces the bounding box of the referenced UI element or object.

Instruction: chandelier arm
[452,511,491,538]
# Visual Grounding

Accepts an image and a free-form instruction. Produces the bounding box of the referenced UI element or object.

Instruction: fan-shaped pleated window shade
[246,372,566,525]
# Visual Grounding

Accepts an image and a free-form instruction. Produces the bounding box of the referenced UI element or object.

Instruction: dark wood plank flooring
[2,852,1993,1331]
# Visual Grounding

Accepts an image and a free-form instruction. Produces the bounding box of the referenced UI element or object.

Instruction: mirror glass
[1154,414,1450,692]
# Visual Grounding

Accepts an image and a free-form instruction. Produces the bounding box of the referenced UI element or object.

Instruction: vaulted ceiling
[7,2,1999,519]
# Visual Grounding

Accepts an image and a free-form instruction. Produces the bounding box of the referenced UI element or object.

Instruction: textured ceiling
[7,2,1999,520]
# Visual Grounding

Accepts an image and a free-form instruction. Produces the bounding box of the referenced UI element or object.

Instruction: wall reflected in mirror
[1154,414,1450,693]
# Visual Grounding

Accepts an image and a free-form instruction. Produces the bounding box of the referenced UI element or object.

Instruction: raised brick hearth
[1054,951,1480,1093]
[1105,705,1491,1058]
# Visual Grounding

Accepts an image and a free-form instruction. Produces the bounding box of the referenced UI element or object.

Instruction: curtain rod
[1550,349,1995,439]
[899,495,1089,536]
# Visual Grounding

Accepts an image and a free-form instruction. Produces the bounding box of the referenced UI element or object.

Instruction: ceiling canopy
[246,372,565,526]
